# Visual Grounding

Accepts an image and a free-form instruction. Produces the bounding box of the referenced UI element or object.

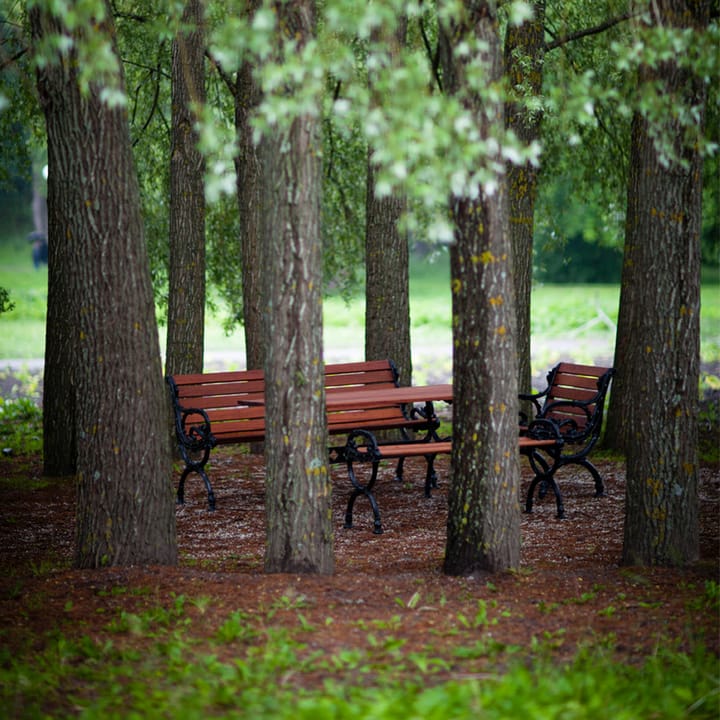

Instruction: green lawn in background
[1,237,718,370]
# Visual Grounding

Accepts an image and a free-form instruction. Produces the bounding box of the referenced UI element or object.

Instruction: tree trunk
[31,3,177,568]
[504,0,545,398]
[235,0,266,374]
[166,0,206,376]
[365,162,412,385]
[365,18,412,388]
[606,0,707,566]
[43,148,77,476]
[440,0,521,575]
[262,0,333,575]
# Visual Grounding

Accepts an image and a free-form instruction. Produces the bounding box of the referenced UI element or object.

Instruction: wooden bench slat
[167,359,440,517]
[519,362,614,518]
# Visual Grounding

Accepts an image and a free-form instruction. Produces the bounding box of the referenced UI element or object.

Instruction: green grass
[0,599,717,719]
[1,237,718,369]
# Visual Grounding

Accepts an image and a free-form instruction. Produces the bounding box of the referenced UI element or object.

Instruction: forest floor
[0,449,718,674]
[0,353,718,686]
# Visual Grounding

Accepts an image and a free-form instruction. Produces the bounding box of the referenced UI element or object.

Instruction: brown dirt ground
[0,447,718,676]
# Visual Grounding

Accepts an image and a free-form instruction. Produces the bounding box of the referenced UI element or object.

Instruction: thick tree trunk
[606,0,707,566]
[166,0,206,376]
[31,4,177,568]
[441,0,521,575]
[262,0,333,575]
[504,0,545,398]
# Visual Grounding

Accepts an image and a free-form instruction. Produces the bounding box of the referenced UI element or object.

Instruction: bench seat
[167,360,440,512]
[519,362,615,518]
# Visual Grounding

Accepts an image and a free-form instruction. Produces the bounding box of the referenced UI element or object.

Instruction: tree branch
[545,12,636,52]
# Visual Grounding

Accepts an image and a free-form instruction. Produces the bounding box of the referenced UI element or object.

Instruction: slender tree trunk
[365,18,412,387]
[166,0,206,376]
[42,143,76,476]
[441,0,521,575]
[365,162,411,385]
[504,0,545,398]
[606,0,707,566]
[235,0,266,374]
[262,0,333,574]
[31,3,176,568]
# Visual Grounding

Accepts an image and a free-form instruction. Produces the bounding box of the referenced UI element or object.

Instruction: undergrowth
[0,601,717,719]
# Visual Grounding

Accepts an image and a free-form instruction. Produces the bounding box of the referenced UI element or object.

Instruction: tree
[504,0,545,398]
[365,17,412,387]
[234,0,266,375]
[262,0,334,574]
[441,0,521,575]
[30,0,176,567]
[605,0,709,566]
[165,0,207,376]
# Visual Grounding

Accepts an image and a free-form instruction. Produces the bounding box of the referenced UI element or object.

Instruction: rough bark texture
[606,0,707,566]
[262,0,333,575]
[235,0,266,374]
[31,4,177,568]
[504,0,545,398]
[166,0,206,376]
[42,135,77,476]
[365,162,412,386]
[440,0,521,575]
[365,18,412,387]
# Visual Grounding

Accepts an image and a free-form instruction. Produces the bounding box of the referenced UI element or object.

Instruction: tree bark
[606,0,707,566]
[504,0,545,398]
[365,163,412,385]
[166,0,206,376]
[262,0,333,575]
[441,0,521,575]
[365,18,412,388]
[235,0,266,374]
[31,2,177,568]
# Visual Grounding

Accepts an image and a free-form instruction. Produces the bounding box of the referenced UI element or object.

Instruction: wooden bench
[329,426,562,534]
[519,362,615,518]
[166,359,440,512]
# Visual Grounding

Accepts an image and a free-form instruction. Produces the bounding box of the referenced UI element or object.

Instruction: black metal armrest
[525,417,564,443]
[177,407,216,452]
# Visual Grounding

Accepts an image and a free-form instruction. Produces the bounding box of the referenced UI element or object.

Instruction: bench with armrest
[519,362,615,518]
[166,359,440,511]
[329,421,563,534]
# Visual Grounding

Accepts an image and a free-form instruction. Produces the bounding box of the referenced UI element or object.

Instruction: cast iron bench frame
[166,359,440,512]
[519,362,615,518]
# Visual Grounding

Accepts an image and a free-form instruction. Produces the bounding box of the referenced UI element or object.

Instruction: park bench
[166,359,440,512]
[519,362,615,518]
[329,423,562,534]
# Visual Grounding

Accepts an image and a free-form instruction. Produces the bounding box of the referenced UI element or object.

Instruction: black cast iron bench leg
[344,460,383,534]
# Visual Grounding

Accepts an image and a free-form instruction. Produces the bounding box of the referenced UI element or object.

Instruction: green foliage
[0,394,42,456]
[0,599,717,719]
[0,287,14,315]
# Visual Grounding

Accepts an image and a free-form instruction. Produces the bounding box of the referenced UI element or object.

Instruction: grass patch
[0,603,716,719]
[0,395,42,456]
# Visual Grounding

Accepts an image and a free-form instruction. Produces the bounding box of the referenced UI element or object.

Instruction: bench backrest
[167,359,404,446]
[537,362,614,443]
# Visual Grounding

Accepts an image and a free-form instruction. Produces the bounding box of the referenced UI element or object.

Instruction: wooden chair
[519,362,615,517]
